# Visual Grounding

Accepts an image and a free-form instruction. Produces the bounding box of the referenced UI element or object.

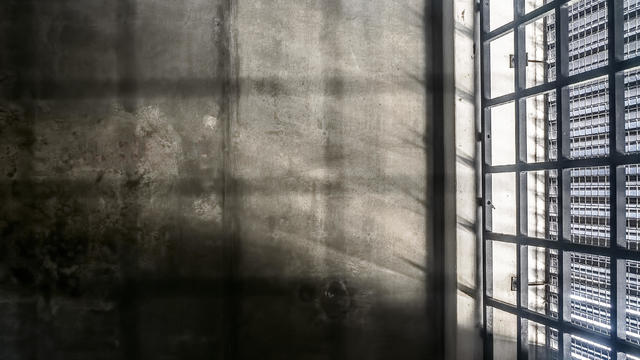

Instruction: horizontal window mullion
[483,231,640,262]
[484,154,640,174]
[614,56,640,74]
[485,161,558,173]
[485,297,640,355]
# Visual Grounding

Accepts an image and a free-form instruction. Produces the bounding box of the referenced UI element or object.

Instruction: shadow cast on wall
[0,0,436,359]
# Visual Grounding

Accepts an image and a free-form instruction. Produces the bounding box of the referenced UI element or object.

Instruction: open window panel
[525,246,559,317]
[523,318,559,360]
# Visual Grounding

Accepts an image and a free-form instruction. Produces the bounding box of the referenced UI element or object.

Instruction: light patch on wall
[203,115,218,130]
[135,106,182,182]
[193,194,223,222]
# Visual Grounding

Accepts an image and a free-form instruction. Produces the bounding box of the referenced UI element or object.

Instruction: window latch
[509,53,545,68]
[511,276,518,291]
[512,276,549,291]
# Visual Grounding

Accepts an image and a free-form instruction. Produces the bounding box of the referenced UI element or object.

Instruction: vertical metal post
[609,0,623,358]
[615,69,629,351]
[481,0,491,359]
[556,4,569,358]
[514,1,526,358]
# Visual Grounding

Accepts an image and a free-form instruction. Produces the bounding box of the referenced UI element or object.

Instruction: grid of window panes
[482,0,640,359]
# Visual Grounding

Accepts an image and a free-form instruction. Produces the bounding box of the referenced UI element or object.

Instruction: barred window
[482,0,640,358]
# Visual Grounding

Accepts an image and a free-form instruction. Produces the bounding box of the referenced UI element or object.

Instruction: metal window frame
[480,0,640,358]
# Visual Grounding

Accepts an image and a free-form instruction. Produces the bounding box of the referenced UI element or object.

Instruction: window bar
[485,153,640,174]
[614,5,629,360]
[610,1,625,360]
[557,3,569,358]
[617,70,634,358]
[485,236,495,360]
[515,0,527,358]
[480,0,491,358]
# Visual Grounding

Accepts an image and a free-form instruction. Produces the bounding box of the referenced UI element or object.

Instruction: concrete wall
[454,0,482,358]
[1,0,231,358]
[233,1,428,358]
[0,0,431,359]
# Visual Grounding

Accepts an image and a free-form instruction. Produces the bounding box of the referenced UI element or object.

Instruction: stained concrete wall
[0,0,431,359]
[454,0,482,359]
[232,1,428,358]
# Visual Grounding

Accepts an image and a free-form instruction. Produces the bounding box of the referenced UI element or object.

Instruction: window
[481,0,640,358]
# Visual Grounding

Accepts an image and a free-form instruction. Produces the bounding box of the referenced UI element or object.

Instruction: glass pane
[489,102,516,165]
[526,170,558,240]
[525,12,556,88]
[569,252,611,335]
[568,77,610,160]
[525,91,557,163]
[490,32,515,99]
[624,0,640,60]
[626,164,640,250]
[566,0,609,75]
[489,0,514,32]
[490,307,517,360]
[523,319,559,360]
[487,241,517,305]
[525,246,558,317]
[525,0,551,14]
[625,68,640,153]
[489,172,517,235]
[569,166,610,247]
[626,260,640,344]
[570,335,611,359]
